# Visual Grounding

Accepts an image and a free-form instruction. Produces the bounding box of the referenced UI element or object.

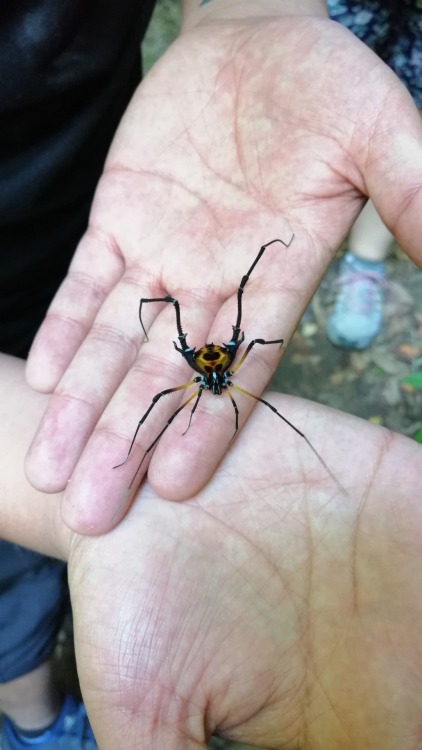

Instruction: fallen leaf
[401,382,416,394]
[395,343,422,362]
[381,378,402,407]
[369,416,383,425]
[301,322,319,338]
[401,372,422,390]
[388,280,415,307]
[371,349,408,376]
[329,371,346,386]
[350,350,372,374]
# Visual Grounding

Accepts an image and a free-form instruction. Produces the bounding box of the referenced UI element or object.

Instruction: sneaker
[1,694,97,749]
[326,251,386,349]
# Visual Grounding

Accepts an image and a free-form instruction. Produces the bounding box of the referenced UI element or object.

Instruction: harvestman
[114,236,344,493]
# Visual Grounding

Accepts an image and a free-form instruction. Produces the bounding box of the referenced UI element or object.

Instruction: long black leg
[181,387,204,435]
[139,296,190,352]
[229,337,284,375]
[230,383,346,495]
[127,388,201,489]
[232,235,294,342]
[113,378,200,469]
[226,388,239,440]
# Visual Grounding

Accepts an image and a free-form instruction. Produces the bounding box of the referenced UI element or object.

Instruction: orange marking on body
[194,345,231,375]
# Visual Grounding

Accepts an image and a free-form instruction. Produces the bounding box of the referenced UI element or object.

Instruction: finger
[26,194,251,504]
[360,89,422,267]
[26,227,124,392]
[25,269,194,492]
[56,287,223,532]
[25,165,183,394]
[58,230,293,530]
[55,229,327,528]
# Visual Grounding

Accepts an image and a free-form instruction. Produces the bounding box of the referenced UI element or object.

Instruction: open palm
[26,16,422,533]
[68,395,422,749]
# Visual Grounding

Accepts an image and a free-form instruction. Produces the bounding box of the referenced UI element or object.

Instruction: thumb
[364,83,422,267]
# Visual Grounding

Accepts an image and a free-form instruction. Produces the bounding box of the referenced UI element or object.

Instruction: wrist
[181,0,328,32]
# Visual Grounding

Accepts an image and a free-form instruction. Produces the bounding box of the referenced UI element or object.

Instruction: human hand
[25,11,422,532]
[68,394,422,749]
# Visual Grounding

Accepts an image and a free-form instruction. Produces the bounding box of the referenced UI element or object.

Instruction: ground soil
[273,247,422,440]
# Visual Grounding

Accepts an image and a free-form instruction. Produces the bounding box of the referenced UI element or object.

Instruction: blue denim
[0,541,67,682]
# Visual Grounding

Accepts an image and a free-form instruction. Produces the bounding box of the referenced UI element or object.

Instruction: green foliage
[143,0,181,73]
[401,372,422,390]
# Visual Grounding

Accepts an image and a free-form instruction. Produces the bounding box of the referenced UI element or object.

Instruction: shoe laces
[334,269,386,316]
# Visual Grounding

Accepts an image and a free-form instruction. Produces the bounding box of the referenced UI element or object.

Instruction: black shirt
[0,1,156,355]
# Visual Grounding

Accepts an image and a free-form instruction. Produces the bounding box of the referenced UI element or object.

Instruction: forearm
[181,0,328,31]
[0,354,71,559]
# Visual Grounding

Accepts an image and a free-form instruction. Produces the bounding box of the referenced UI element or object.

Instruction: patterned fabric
[327,0,422,106]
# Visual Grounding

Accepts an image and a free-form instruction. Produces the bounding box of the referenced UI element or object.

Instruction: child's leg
[0,542,97,749]
[0,661,61,730]
[347,200,393,262]
[326,201,390,349]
